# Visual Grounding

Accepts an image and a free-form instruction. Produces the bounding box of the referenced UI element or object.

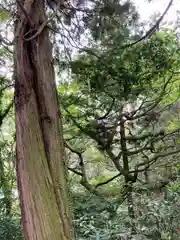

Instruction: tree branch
[95,173,121,188]
[68,167,82,176]
[126,129,165,142]
[126,74,174,121]
[150,147,180,162]
[0,101,13,127]
[0,84,14,94]
[136,147,180,171]
[121,0,174,49]
[97,97,115,120]
[0,34,13,46]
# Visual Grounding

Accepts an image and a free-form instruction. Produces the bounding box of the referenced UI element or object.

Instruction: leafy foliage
[0,214,23,240]
[71,188,180,240]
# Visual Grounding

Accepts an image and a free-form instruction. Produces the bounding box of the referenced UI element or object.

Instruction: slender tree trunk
[126,183,136,234]
[120,119,136,234]
[126,184,135,220]
[14,0,72,239]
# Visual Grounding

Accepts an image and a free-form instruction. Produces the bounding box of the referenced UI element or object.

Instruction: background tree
[59,28,180,237]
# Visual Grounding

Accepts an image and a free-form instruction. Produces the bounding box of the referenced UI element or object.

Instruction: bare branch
[0,101,13,127]
[97,97,115,120]
[121,0,174,49]
[0,84,14,94]
[126,129,165,142]
[24,0,63,41]
[95,173,121,188]
[68,167,82,176]
[136,147,180,172]
[24,18,50,41]
[127,74,174,121]
[151,147,180,162]
[0,34,13,46]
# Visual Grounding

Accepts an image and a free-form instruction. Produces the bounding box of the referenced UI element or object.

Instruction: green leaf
[0,11,10,21]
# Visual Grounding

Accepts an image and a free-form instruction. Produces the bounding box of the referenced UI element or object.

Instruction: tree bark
[119,119,136,233]
[14,0,72,239]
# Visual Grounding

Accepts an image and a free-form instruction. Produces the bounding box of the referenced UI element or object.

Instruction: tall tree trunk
[14,0,72,239]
